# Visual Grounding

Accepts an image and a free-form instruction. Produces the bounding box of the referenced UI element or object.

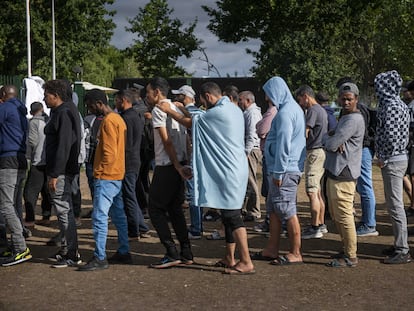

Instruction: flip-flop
[250,251,277,261]
[270,255,303,266]
[213,260,232,268]
[223,266,256,275]
[326,257,357,268]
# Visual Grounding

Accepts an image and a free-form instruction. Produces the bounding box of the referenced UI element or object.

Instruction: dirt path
[1,166,414,310]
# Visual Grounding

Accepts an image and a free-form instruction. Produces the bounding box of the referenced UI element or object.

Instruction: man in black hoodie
[43,79,81,268]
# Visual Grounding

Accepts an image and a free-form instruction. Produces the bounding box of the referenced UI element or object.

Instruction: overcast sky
[107,0,261,77]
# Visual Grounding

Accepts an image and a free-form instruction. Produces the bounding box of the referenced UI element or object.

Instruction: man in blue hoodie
[251,77,306,265]
[0,85,32,266]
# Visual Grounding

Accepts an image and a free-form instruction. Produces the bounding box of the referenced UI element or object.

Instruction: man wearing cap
[238,91,263,222]
[375,70,411,264]
[324,82,364,267]
[171,85,204,239]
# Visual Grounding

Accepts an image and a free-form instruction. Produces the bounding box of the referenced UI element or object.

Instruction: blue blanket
[192,96,248,210]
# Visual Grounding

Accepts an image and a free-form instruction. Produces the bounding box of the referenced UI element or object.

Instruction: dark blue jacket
[0,98,28,157]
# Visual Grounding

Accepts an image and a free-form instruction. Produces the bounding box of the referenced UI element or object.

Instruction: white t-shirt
[152,100,187,166]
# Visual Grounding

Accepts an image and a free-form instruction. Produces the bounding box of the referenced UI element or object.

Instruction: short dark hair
[315,91,330,104]
[147,77,169,97]
[30,101,43,114]
[114,89,134,104]
[43,79,71,102]
[295,85,315,99]
[84,89,108,105]
[200,82,222,98]
[223,84,239,102]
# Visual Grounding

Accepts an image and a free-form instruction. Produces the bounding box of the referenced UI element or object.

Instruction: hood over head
[374,70,403,105]
[262,76,295,110]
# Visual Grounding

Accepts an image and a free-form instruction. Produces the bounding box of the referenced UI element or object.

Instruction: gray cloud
[108,0,260,77]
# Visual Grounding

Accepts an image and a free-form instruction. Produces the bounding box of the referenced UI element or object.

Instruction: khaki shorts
[305,148,326,193]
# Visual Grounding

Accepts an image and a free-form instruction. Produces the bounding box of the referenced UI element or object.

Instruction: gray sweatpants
[381,160,409,254]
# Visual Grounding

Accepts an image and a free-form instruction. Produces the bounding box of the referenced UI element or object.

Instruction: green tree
[204,0,414,103]
[0,0,116,82]
[126,0,202,78]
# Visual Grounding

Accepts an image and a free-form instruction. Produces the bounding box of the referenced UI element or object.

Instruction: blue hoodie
[0,98,28,157]
[263,77,306,180]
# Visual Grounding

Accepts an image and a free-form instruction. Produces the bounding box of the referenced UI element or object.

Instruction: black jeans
[123,171,149,237]
[149,165,190,259]
[23,165,51,222]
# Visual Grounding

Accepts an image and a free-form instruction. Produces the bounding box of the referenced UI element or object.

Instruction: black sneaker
[49,251,81,263]
[383,252,412,264]
[382,246,396,256]
[77,257,109,271]
[149,256,181,269]
[51,256,82,268]
[108,252,132,264]
[0,248,32,267]
[0,247,12,258]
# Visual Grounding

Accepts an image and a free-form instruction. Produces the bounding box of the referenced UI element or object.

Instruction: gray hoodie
[26,113,48,166]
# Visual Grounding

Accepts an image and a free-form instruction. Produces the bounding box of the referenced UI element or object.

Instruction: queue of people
[0,71,412,271]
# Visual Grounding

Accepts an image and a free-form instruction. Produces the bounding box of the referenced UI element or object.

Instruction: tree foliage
[126,0,202,78]
[0,0,116,82]
[204,0,414,103]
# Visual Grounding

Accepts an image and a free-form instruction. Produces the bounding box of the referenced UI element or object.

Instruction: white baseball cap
[171,85,196,99]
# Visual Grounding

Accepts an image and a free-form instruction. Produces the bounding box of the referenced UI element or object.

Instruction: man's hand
[156,101,171,113]
[177,165,193,180]
[48,177,58,193]
[377,159,386,168]
[338,144,345,153]
[272,178,282,187]
[172,101,184,109]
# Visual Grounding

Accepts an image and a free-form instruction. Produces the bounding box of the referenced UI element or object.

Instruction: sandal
[326,257,358,268]
[250,251,277,261]
[270,255,303,266]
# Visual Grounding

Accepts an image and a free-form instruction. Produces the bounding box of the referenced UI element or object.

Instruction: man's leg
[356,147,377,228]
[92,179,118,260]
[49,175,78,259]
[221,209,254,273]
[381,161,409,254]
[122,172,140,238]
[108,181,129,255]
[23,165,44,223]
[245,149,262,219]
[286,214,302,261]
[0,169,27,253]
[149,166,180,259]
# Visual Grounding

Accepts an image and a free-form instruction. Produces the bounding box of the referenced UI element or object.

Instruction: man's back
[93,112,126,180]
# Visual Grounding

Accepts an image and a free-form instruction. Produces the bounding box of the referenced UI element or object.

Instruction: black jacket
[45,102,81,177]
[121,107,144,173]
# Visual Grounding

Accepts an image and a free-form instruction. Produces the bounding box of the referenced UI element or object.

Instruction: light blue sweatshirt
[263,77,306,180]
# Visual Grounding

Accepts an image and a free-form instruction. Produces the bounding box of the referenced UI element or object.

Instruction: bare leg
[230,227,254,272]
[260,212,280,258]
[308,191,320,226]
[403,175,412,201]
[222,242,236,267]
[285,215,302,262]
[318,190,326,225]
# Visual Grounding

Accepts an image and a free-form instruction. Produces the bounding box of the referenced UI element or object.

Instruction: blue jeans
[186,178,202,235]
[92,179,129,260]
[356,147,376,227]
